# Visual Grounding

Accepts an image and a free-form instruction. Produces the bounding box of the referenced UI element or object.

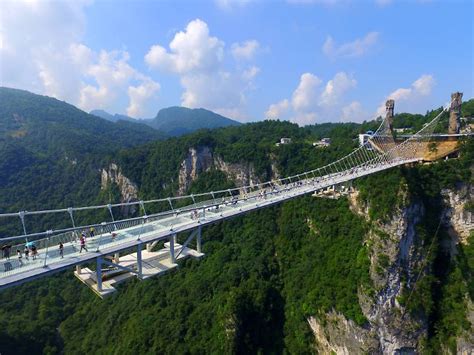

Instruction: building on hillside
[312,137,331,148]
[276,137,292,146]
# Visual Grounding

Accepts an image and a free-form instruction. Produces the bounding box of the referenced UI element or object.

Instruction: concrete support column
[137,244,142,279]
[146,243,152,252]
[169,235,175,263]
[196,227,202,253]
[76,265,82,274]
[114,253,120,263]
[96,257,102,292]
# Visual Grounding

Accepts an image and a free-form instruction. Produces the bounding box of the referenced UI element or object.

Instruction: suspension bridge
[0,93,469,297]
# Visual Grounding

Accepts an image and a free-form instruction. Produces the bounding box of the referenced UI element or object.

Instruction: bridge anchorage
[0,92,471,298]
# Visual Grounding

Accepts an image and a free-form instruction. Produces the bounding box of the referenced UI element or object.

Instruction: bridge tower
[385,99,395,135]
[449,92,463,134]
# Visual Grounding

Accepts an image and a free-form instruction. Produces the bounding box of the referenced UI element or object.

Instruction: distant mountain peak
[151,106,241,136]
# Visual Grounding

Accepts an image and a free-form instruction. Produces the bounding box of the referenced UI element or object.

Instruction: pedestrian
[4,245,11,260]
[89,227,95,238]
[31,245,37,260]
[59,242,64,258]
[24,246,29,261]
[16,249,23,266]
[1,245,5,259]
[79,236,88,253]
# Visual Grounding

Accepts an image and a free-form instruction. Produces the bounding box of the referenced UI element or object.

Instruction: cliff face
[101,163,139,214]
[442,183,473,245]
[177,146,275,195]
[311,180,473,354]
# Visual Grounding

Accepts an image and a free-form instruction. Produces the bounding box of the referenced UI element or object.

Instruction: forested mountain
[0,92,472,354]
[148,106,241,136]
[90,106,241,137]
[89,109,136,123]
[0,87,165,230]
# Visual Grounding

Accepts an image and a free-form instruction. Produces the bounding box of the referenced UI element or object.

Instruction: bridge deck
[0,159,416,290]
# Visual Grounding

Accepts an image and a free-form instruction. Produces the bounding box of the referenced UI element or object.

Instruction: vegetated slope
[0,87,164,235]
[148,106,241,136]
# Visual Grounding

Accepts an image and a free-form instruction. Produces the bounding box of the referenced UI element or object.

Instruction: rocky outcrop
[101,163,139,214]
[311,180,474,353]
[308,312,378,354]
[177,146,277,195]
[178,147,214,194]
[441,183,473,244]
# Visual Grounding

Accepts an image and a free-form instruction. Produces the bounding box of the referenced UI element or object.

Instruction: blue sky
[1,0,472,124]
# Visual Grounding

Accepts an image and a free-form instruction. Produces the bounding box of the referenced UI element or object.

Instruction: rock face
[101,163,139,214]
[441,183,473,244]
[309,181,474,353]
[177,146,273,195]
[307,312,378,354]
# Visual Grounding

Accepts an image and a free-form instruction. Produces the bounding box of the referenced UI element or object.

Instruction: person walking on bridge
[79,236,88,253]
[59,242,64,258]
[3,245,11,260]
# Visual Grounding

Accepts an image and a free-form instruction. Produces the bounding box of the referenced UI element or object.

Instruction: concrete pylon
[385,99,395,134]
[449,92,462,134]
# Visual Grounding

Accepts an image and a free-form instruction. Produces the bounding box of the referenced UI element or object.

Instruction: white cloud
[375,74,435,117]
[145,19,224,74]
[127,79,160,118]
[1,0,160,117]
[265,99,290,120]
[146,19,260,121]
[265,71,358,126]
[322,32,379,58]
[341,101,366,122]
[319,72,356,106]
[242,66,260,81]
[291,73,322,112]
[231,40,260,61]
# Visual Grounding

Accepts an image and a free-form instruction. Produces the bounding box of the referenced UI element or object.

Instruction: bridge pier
[96,257,103,292]
[169,234,176,263]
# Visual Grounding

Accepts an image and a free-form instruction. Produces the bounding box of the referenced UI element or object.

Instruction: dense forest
[0,89,472,353]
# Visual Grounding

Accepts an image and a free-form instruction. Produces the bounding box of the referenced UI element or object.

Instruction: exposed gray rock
[101,163,139,215]
[177,146,279,195]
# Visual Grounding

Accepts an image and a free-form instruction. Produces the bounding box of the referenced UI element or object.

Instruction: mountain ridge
[91,106,241,136]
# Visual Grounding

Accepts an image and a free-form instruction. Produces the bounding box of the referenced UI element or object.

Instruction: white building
[312,137,331,148]
[276,137,292,146]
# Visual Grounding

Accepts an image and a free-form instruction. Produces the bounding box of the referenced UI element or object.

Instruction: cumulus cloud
[231,40,260,61]
[322,32,379,58]
[375,74,435,117]
[265,99,290,120]
[341,101,366,122]
[265,71,358,125]
[127,79,161,118]
[319,72,356,106]
[292,73,322,112]
[145,19,224,74]
[1,0,159,117]
[145,19,260,121]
